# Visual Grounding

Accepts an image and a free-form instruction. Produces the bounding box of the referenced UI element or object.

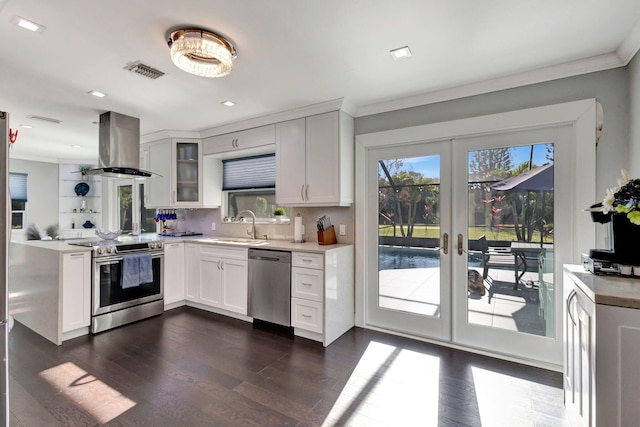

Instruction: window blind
[9,172,27,202]
[223,154,275,191]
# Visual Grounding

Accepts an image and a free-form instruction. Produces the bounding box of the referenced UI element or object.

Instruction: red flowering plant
[602,169,640,225]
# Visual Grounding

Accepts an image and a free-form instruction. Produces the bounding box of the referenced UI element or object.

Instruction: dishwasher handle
[250,255,284,262]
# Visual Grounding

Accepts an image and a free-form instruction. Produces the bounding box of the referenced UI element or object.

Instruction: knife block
[317,225,337,245]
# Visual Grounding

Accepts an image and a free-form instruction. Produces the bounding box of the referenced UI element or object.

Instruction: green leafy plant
[79,165,91,175]
[273,207,286,216]
[603,169,640,224]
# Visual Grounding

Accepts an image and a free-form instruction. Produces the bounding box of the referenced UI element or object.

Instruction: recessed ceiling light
[20,124,33,129]
[89,90,106,98]
[71,145,81,149]
[11,16,45,33]
[390,46,412,60]
[221,100,236,107]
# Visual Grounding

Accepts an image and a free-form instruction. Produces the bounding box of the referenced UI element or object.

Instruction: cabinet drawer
[292,267,323,302]
[291,297,323,333]
[198,244,248,260]
[292,252,323,269]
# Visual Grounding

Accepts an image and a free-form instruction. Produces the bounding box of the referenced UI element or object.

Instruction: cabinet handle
[220,260,224,270]
[300,184,305,201]
[69,253,85,257]
[302,282,312,286]
[173,190,176,204]
[457,234,465,256]
[302,314,312,318]
[305,184,309,201]
[567,289,577,325]
[301,258,313,263]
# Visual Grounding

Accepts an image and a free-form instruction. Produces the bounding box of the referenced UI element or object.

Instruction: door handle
[457,234,464,256]
[441,233,448,255]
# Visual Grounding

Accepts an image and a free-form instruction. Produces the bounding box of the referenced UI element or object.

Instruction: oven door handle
[95,253,163,264]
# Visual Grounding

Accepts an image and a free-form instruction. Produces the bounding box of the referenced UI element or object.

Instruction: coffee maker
[582,203,637,274]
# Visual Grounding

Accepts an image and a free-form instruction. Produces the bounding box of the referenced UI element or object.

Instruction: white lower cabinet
[564,266,640,427]
[185,244,249,316]
[61,251,91,333]
[290,247,354,346]
[163,242,185,307]
[291,298,323,334]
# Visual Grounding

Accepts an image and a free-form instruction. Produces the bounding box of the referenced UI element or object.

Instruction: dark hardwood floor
[9,307,571,426]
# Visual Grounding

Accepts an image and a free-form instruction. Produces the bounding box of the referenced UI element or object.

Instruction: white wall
[355,68,630,210]
[629,53,640,177]
[9,159,58,240]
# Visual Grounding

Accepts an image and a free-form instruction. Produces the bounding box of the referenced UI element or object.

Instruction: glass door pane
[367,141,452,341]
[176,142,199,202]
[139,183,156,233]
[466,144,554,337]
[378,156,441,316]
[118,184,133,232]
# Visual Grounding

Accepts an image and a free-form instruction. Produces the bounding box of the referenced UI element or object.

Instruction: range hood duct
[85,112,156,178]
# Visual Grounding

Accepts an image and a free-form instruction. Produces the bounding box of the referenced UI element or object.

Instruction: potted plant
[79,165,91,180]
[273,207,287,223]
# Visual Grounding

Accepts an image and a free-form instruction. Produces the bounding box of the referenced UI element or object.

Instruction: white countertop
[12,233,352,254]
[564,264,640,309]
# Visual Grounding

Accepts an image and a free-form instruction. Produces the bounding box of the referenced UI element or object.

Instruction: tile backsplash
[175,206,355,244]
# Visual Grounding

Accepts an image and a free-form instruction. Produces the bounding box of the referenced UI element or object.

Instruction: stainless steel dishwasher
[248,248,292,327]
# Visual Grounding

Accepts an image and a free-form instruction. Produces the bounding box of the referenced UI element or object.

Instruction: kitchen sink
[198,237,270,246]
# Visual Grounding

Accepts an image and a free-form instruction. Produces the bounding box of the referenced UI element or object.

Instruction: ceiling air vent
[124,61,165,80]
[26,115,61,124]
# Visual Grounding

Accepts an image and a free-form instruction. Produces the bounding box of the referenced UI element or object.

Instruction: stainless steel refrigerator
[0,111,10,425]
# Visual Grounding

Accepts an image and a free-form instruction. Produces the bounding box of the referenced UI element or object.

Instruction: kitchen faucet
[237,210,256,239]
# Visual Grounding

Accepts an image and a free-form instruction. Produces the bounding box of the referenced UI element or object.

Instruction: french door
[113,179,156,234]
[366,125,574,366]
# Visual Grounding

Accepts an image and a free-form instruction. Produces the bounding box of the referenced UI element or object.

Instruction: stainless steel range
[69,238,164,333]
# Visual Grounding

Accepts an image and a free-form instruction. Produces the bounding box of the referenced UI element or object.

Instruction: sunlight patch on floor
[39,362,136,424]
[323,341,440,426]
[472,366,538,427]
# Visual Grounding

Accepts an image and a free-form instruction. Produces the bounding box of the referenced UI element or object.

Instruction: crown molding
[199,98,349,138]
[617,18,640,64]
[140,129,201,144]
[355,53,626,118]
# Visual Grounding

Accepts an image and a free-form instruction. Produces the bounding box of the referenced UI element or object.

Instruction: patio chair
[478,235,518,287]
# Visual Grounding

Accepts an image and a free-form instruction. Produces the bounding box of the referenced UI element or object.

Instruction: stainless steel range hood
[85,111,156,178]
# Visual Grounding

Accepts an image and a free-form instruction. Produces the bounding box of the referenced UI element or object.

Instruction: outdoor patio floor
[379,267,547,336]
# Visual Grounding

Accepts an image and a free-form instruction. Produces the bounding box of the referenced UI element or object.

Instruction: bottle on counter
[71,218,75,229]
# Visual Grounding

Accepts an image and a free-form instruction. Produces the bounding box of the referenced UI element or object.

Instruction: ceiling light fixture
[221,100,236,107]
[71,145,81,149]
[20,124,33,129]
[167,28,237,78]
[89,90,106,98]
[390,46,412,60]
[11,16,45,33]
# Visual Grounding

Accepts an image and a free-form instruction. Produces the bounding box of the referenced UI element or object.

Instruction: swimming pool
[378,245,482,270]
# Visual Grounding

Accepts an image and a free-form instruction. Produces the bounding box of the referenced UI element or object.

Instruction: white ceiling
[2,0,640,163]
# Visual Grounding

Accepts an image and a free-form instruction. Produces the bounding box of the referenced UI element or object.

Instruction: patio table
[510,242,550,289]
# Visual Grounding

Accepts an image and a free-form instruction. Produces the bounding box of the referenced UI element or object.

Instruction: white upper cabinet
[275,111,353,206]
[203,124,275,155]
[143,138,220,208]
[145,138,172,208]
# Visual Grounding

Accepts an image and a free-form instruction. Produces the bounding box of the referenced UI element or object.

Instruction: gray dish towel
[139,253,153,284]
[121,255,140,289]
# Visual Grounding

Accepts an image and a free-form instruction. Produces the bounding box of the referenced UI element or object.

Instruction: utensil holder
[317,225,337,245]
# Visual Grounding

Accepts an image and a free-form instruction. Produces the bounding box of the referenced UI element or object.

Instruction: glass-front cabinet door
[173,140,201,206]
